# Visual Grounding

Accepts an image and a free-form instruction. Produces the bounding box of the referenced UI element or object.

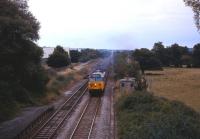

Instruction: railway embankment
[0,80,87,139]
[0,59,100,139]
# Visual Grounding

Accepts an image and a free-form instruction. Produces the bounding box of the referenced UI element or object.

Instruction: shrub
[47,46,70,68]
[116,91,200,139]
[47,74,74,94]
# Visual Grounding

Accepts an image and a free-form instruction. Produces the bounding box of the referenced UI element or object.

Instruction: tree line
[47,46,111,68]
[132,42,200,73]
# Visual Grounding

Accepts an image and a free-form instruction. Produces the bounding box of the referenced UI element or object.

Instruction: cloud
[29,0,200,49]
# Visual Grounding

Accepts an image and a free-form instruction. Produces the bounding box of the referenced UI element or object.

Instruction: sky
[29,0,200,50]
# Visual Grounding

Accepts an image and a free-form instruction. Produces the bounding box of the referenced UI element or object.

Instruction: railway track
[69,97,101,139]
[31,81,88,139]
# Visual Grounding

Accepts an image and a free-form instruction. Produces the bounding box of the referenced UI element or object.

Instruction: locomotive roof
[91,70,105,77]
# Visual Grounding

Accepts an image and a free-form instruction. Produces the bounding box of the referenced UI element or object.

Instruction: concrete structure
[119,77,137,94]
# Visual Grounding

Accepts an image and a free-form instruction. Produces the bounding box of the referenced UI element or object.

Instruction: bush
[47,74,74,94]
[47,46,70,68]
[116,91,200,139]
[70,50,81,63]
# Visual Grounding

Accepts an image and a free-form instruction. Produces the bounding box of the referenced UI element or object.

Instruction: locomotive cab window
[90,74,102,81]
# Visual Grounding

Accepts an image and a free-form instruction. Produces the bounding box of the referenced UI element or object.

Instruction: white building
[42,47,70,59]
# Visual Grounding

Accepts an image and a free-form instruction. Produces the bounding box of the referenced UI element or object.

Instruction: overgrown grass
[46,73,74,95]
[116,91,200,139]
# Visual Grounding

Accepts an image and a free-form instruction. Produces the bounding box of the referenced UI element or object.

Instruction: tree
[99,50,111,58]
[113,52,141,79]
[184,0,200,30]
[152,42,165,52]
[181,55,193,67]
[0,0,48,121]
[79,49,101,62]
[132,48,162,74]
[168,44,189,67]
[152,42,170,66]
[193,43,200,67]
[47,46,70,68]
[70,50,81,63]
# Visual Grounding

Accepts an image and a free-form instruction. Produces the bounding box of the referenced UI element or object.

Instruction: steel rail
[87,98,101,139]
[31,81,88,139]
[69,97,101,139]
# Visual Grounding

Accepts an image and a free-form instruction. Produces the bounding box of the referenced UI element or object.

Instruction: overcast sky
[29,0,200,50]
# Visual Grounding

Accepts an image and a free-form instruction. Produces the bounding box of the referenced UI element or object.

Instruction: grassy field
[146,68,200,112]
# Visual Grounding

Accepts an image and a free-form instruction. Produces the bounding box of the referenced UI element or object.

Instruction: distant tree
[152,42,170,66]
[113,52,128,78]
[70,50,81,63]
[113,52,141,79]
[133,48,162,74]
[0,0,48,121]
[127,59,141,79]
[181,55,193,67]
[47,46,70,68]
[99,50,111,58]
[79,49,101,62]
[152,42,165,52]
[193,43,200,67]
[168,44,189,67]
[184,0,200,30]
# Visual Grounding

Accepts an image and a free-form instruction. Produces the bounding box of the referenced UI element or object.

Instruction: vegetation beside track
[0,0,48,122]
[113,51,141,80]
[41,63,90,104]
[116,91,200,139]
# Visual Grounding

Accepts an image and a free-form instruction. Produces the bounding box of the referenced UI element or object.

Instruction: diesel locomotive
[88,69,107,96]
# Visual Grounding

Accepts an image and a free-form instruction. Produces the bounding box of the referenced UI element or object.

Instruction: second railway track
[69,97,101,139]
[31,81,88,139]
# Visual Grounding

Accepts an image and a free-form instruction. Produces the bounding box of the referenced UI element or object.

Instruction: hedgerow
[116,91,200,139]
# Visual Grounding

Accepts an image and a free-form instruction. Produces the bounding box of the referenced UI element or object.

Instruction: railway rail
[69,97,101,139]
[31,81,88,139]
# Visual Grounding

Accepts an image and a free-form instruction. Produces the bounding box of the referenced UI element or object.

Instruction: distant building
[69,48,82,52]
[42,47,70,59]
